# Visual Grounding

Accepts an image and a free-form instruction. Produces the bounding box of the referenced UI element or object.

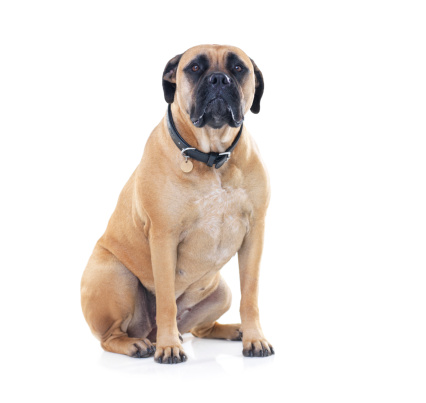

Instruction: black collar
[166,104,243,169]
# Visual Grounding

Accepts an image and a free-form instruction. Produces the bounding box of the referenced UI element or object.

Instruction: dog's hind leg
[81,245,156,358]
[177,276,242,341]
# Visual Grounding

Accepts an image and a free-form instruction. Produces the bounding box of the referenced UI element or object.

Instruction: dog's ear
[162,53,183,104]
[250,58,264,114]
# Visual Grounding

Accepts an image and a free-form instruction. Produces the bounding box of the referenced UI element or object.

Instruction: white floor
[16,332,283,403]
[7,322,425,403]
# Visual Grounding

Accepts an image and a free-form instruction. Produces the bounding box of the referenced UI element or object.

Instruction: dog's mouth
[191,97,243,129]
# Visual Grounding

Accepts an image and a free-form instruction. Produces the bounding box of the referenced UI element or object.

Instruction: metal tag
[180,159,193,173]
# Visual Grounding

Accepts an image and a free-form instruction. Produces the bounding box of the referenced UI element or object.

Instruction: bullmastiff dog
[81,44,274,364]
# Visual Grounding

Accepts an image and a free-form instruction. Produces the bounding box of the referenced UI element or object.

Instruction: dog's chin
[203,98,233,129]
[191,98,243,129]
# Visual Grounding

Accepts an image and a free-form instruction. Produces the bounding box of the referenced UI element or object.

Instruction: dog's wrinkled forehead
[177,45,252,81]
[180,45,251,73]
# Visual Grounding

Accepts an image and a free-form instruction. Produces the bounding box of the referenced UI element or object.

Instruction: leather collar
[166,104,243,169]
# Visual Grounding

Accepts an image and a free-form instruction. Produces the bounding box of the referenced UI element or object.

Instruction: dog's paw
[154,343,187,364]
[131,338,156,358]
[242,339,274,357]
[209,323,242,340]
[228,325,243,341]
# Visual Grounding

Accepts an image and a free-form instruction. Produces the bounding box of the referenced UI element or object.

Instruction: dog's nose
[209,73,231,87]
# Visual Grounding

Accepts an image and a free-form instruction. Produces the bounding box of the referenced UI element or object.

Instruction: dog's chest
[177,183,251,271]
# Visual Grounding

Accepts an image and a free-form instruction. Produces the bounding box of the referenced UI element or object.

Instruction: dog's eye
[234,65,243,72]
[191,64,200,72]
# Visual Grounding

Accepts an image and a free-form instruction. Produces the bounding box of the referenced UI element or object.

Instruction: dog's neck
[170,103,242,154]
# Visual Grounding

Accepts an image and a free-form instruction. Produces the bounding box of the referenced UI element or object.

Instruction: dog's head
[162,44,264,129]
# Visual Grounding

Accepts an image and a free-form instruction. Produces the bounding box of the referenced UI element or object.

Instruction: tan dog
[81,44,274,364]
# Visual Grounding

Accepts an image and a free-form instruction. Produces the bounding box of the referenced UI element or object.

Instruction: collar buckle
[215,152,231,169]
[218,151,231,162]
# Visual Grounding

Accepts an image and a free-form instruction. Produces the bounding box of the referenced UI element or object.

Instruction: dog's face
[163,45,264,129]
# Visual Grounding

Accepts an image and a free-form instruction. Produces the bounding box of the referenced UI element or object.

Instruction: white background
[1,1,425,402]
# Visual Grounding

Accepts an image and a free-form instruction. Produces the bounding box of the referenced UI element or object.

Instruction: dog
[81,44,274,364]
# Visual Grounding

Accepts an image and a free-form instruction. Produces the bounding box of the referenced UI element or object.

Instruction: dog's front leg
[238,219,274,357]
[150,234,187,364]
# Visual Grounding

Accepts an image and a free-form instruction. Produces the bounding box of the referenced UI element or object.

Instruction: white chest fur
[178,180,251,271]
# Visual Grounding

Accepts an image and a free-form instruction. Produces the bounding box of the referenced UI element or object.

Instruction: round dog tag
[180,159,193,173]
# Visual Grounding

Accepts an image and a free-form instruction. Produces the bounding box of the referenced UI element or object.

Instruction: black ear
[250,58,264,114]
[162,53,183,104]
